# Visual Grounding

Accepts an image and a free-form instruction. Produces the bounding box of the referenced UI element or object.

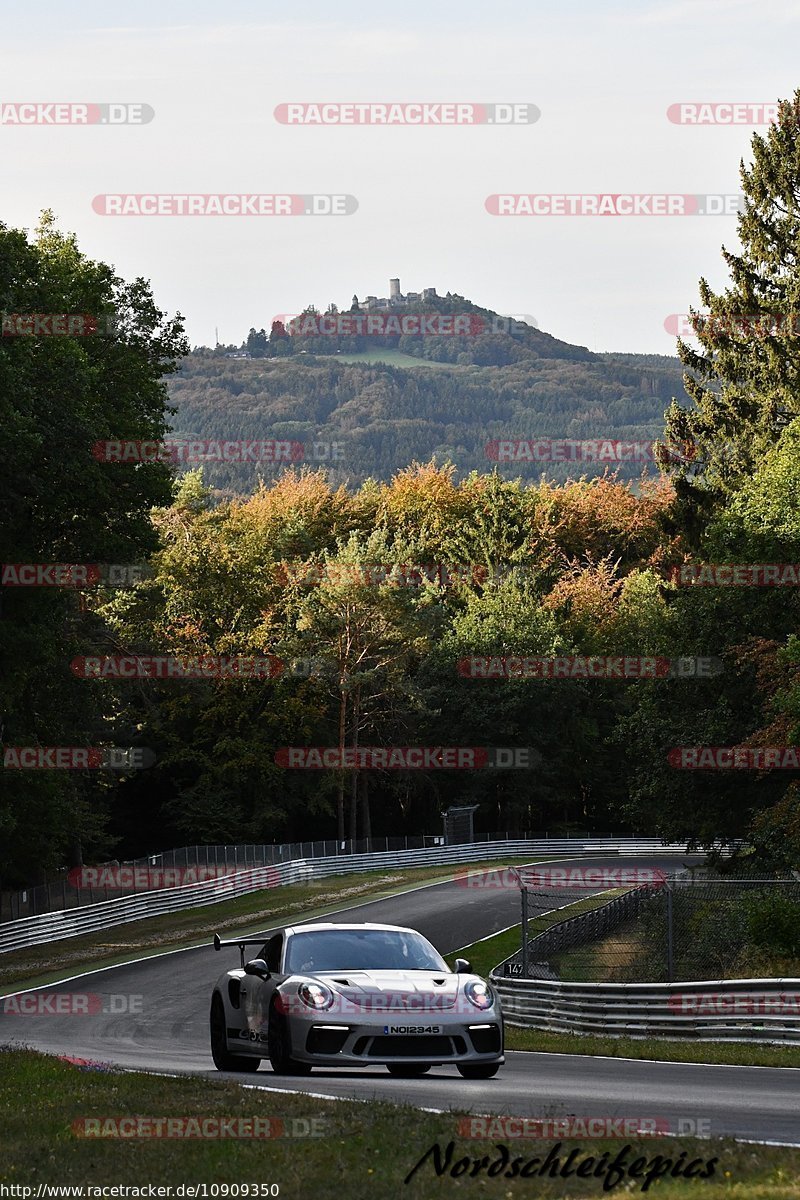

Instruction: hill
[166,294,687,495]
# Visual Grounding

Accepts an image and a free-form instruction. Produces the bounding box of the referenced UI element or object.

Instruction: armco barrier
[489,974,800,1045]
[0,837,695,954]
[0,831,652,920]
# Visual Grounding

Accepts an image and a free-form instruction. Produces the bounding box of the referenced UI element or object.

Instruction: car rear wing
[213,932,266,967]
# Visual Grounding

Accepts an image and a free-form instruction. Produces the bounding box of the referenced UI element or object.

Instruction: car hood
[312,969,461,1010]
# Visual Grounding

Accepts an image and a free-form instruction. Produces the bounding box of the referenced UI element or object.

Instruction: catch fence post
[666,883,674,983]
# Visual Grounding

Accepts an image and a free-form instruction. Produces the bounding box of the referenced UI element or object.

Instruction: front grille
[366,1035,455,1057]
[469,1024,502,1054]
[306,1026,350,1055]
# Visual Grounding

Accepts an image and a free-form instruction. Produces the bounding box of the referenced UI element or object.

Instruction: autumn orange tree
[92,453,794,855]
[283,530,440,840]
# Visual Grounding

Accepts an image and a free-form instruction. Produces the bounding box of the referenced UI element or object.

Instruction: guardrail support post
[521,886,529,977]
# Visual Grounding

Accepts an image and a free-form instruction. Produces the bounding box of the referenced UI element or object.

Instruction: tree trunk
[361,773,372,843]
[349,770,358,843]
[337,688,346,841]
[348,686,360,842]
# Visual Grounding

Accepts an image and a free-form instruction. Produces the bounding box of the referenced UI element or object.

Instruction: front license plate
[382,1024,442,1034]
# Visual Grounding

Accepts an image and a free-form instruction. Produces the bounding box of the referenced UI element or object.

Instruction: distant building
[356,279,437,311]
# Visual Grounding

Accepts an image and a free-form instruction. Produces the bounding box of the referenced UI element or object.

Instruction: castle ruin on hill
[354,279,438,311]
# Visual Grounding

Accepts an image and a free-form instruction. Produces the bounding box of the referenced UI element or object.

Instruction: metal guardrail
[490,974,800,1045]
[0,837,694,954]
[0,831,633,919]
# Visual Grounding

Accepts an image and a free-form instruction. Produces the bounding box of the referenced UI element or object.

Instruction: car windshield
[285,929,448,973]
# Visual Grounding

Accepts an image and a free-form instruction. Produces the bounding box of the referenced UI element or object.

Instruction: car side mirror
[454,958,472,974]
[244,958,270,979]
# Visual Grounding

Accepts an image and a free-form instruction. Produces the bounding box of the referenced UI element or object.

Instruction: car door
[243,932,283,1046]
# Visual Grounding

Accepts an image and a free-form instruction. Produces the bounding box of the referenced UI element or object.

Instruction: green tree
[0,212,187,883]
[246,327,269,356]
[662,91,800,542]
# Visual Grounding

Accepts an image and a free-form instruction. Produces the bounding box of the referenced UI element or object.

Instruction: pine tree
[661,90,800,540]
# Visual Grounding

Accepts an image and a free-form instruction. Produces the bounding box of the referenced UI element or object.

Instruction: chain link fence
[504,870,800,983]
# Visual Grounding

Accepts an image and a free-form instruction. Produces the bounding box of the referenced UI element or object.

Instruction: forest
[166,338,685,492]
[5,95,800,887]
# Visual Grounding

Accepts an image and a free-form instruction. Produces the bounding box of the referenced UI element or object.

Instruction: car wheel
[386,1063,431,1077]
[210,994,260,1072]
[268,1001,312,1075]
[457,1063,500,1079]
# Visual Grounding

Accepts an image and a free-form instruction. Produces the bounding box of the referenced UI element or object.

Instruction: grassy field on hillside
[325,349,465,368]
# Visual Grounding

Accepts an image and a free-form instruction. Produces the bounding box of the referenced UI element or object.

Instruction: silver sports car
[209,921,504,1078]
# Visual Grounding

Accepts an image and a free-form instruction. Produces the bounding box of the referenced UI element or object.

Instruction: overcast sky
[2,0,798,354]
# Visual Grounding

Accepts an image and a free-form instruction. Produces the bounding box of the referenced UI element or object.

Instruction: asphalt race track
[2,855,799,1145]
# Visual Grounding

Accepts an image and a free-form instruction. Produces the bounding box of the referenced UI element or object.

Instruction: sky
[2,0,799,354]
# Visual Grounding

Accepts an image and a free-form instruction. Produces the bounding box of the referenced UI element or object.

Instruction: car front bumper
[288,1015,504,1066]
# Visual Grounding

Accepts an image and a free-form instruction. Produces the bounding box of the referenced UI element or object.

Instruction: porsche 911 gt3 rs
[209,921,504,1078]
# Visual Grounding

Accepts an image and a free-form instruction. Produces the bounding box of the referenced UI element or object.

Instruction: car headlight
[464,980,494,1011]
[298,982,334,1010]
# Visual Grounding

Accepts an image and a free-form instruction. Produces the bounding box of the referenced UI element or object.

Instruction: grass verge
[0,859,534,993]
[1,1049,798,1197]
[504,1029,800,1069]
